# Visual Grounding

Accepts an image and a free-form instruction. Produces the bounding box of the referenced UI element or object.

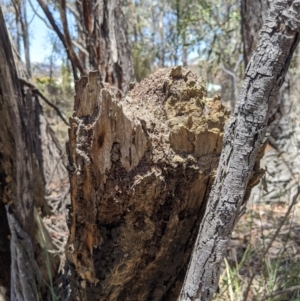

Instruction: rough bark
[66,66,229,300]
[241,0,291,149]
[179,2,300,300]
[0,7,69,300]
[75,0,134,93]
[0,3,36,252]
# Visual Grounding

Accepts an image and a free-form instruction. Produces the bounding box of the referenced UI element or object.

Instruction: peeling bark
[66,67,229,300]
[180,2,300,300]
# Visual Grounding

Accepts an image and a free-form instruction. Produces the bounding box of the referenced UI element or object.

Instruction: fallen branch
[18,77,69,126]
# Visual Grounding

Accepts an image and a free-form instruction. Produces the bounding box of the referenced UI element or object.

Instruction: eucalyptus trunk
[180,2,300,300]
[75,0,134,93]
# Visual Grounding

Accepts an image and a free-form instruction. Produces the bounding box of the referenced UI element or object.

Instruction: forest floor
[217,197,300,301]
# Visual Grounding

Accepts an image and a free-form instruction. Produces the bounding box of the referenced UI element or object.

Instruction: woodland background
[0,1,300,300]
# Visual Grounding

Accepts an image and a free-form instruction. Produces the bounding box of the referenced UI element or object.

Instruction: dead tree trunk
[66,67,229,301]
[0,7,69,300]
[0,9,39,299]
[179,2,300,300]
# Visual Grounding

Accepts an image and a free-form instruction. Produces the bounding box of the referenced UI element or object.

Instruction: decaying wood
[0,10,43,297]
[66,67,229,300]
[179,2,300,300]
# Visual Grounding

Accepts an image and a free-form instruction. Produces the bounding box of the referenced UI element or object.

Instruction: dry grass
[216,150,300,301]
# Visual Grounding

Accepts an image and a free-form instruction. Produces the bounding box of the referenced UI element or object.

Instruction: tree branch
[72,39,89,56]
[59,0,86,76]
[35,0,85,80]
[179,2,300,300]
[28,0,53,30]
[66,2,80,19]
[18,77,69,126]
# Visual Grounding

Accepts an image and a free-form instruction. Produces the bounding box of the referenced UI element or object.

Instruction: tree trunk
[36,0,134,92]
[0,7,69,300]
[11,0,32,77]
[241,0,269,68]
[76,0,134,93]
[66,66,229,301]
[241,0,290,149]
[20,0,31,78]
[179,2,300,300]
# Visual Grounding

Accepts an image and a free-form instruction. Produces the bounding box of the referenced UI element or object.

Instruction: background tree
[125,0,242,107]
[1,0,32,76]
[35,0,134,93]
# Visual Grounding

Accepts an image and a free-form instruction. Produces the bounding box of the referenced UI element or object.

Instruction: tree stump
[67,66,229,301]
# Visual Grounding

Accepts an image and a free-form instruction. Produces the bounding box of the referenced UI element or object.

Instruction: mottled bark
[0,7,68,300]
[241,0,290,149]
[180,2,300,300]
[66,67,229,300]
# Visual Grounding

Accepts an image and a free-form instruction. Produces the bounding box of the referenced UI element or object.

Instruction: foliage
[125,0,242,104]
